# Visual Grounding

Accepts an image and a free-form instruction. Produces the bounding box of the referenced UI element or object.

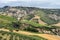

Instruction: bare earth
[0,28,60,40]
[53,23,60,26]
[31,15,47,25]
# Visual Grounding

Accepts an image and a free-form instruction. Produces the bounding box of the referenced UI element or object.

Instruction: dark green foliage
[25,26,38,32]
[3,6,9,8]
[11,21,20,28]
[0,37,2,39]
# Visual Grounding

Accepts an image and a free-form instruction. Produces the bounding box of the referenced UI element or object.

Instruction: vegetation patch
[0,31,47,40]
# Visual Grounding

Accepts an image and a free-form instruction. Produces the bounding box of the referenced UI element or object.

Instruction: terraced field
[0,31,47,40]
[0,28,60,40]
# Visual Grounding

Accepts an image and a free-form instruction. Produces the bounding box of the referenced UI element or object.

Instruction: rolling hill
[0,6,60,40]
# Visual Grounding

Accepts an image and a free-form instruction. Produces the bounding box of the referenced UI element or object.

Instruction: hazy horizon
[0,0,60,9]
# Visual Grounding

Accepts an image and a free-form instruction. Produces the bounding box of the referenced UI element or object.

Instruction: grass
[34,10,58,25]
[21,20,46,27]
[21,20,53,28]
[0,15,58,36]
[0,31,47,40]
[0,15,17,28]
[0,15,17,22]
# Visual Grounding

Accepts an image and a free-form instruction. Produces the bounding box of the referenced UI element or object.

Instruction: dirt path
[13,30,60,40]
[53,23,60,27]
[0,28,60,40]
[31,15,47,25]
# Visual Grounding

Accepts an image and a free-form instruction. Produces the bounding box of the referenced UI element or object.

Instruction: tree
[12,21,20,29]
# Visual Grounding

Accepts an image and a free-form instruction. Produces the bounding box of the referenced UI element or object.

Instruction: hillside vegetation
[0,6,60,40]
[0,31,47,40]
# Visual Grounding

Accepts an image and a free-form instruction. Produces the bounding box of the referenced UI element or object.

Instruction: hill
[0,6,60,25]
[0,6,60,40]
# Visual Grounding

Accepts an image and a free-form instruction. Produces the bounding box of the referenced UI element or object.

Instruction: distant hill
[0,6,60,25]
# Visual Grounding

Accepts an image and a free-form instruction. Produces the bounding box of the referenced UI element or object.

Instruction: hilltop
[0,6,60,25]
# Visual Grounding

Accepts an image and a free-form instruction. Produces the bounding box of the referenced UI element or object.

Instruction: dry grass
[53,23,60,27]
[0,28,60,40]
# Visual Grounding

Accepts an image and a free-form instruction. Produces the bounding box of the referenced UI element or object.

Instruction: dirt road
[0,28,60,40]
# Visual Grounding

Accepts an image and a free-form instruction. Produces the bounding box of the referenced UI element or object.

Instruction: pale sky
[0,0,60,8]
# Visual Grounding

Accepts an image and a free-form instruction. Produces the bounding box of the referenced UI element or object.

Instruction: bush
[25,27,38,32]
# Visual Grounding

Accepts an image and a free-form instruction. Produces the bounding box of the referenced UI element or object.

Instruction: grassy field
[0,15,17,22]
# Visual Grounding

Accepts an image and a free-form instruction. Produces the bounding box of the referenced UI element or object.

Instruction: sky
[0,0,60,8]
